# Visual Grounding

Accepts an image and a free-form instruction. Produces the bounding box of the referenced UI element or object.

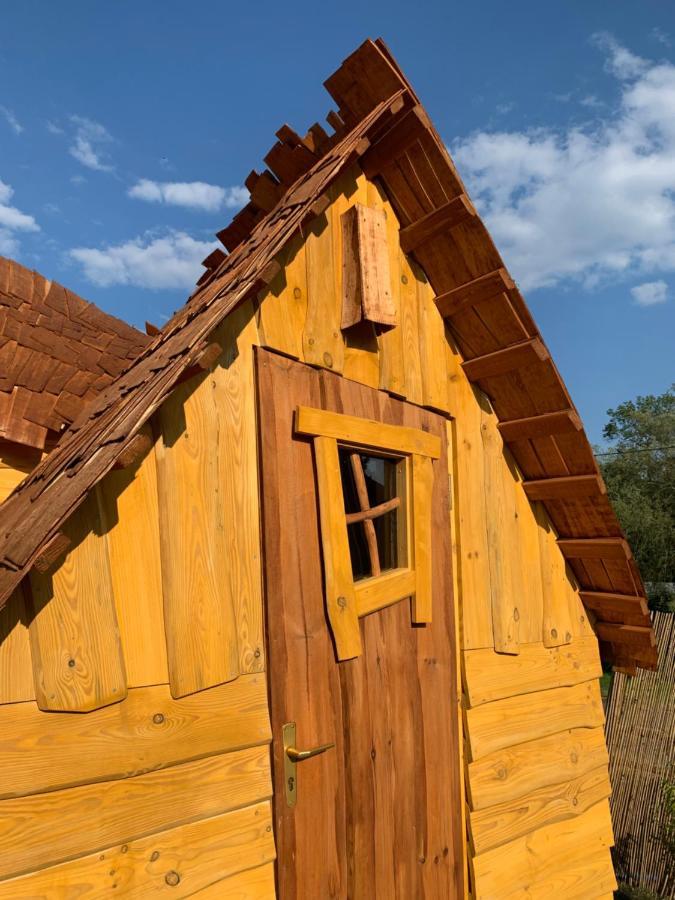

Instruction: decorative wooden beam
[113,431,153,470]
[399,194,476,255]
[461,338,549,382]
[345,497,401,525]
[435,267,515,319]
[498,409,582,443]
[33,532,71,574]
[523,474,606,501]
[579,591,649,620]
[360,105,428,178]
[595,623,657,648]
[557,537,632,561]
[145,321,160,337]
[175,341,224,386]
[245,170,283,213]
[341,204,396,329]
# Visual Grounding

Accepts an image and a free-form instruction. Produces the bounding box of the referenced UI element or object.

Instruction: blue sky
[1,1,674,443]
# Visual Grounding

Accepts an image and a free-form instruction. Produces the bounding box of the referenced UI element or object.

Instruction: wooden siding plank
[534,501,576,647]
[0,744,271,882]
[256,236,306,360]
[0,800,275,899]
[412,453,433,622]
[340,204,396,327]
[417,269,451,413]
[96,424,168,688]
[465,679,605,762]
[471,800,615,899]
[27,492,127,712]
[467,726,609,812]
[0,586,34,704]
[373,183,407,398]
[463,636,602,708]
[462,338,549,381]
[189,862,276,898]
[469,764,611,855]
[399,253,424,405]
[0,674,270,799]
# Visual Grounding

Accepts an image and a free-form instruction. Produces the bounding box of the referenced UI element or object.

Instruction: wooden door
[256,348,464,899]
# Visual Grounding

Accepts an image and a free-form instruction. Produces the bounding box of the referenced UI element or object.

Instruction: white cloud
[631,280,668,306]
[0,179,39,257]
[69,229,216,290]
[46,120,64,135]
[451,36,675,293]
[69,116,114,172]
[0,106,23,135]
[128,179,248,212]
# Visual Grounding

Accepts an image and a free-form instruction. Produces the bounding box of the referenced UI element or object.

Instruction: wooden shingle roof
[0,257,149,450]
[0,39,657,671]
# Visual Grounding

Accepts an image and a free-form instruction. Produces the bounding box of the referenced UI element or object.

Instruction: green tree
[598,384,675,609]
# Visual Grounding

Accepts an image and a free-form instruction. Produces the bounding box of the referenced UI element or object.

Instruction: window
[295,406,440,660]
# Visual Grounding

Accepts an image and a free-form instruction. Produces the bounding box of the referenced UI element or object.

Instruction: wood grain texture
[0,800,275,899]
[0,444,37,503]
[189,862,276,898]
[96,424,168,688]
[257,349,464,898]
[463,636,602,707]
[471,799,615,899]
[465,679,605,762]
[0,744,271,881]
[469,763,611,854]
[467,726,609,811]
[412,453,433,622]
[0,586,33,704]
[416,269,451,413]
[28,491,127,712]
[0,674,270,799]
[256,235,306,360]
[340,203,395,328]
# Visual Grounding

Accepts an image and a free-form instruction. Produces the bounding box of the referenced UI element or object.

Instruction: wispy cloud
[69,116,114,172]
[0,178,39,256]
[631,280,668,306]
[651,27,671,48]
[451,35,675,296]
[46,120,64,135]
[128,179,248,212]
[69,229,216,289]
[0,106,23,135]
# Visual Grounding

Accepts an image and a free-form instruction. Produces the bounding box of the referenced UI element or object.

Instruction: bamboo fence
[606,611,675,898]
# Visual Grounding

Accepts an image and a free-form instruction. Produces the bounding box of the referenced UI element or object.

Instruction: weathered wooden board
[0,800,275,898]
[189,862,276,898]
[28,491,127,712]
[417,268,451,413]
[0,674,270,799]
[535,501,576,647]
[256,235,306,360]
[463,636,602,707]
[471,799,615,899]
[0,744,271,881]
[467,726,609,811]
[469,763,611,854]
[96,424,168,688]
[465,679,605,761]
[0,586,33,704]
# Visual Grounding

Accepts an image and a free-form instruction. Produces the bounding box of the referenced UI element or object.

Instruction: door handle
[283,722,335,806]
[286,741,335,762]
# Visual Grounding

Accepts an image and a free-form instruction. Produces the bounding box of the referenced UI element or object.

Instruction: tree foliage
[598,384,675,608]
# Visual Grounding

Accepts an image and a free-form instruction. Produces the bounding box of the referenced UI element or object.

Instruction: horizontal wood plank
[595,622,656,648]
[0,800,275,899]
[471,799,615,899]
[360,106,429,178]
[469,764,611,855]
[355,567,416,617]
[435,267,515,319]
[579,591,650,626]
[462,338,549,382]
[189,862,276,898]
[295,405,440,457]
[523,474,606,502]
[557,538,632,561]
[0,745,271,881]
[465,679,605,761]
[399,194,476,254]
[467,726,609,811]
[0,674,270,799]
[497,409,582,443]
[463,637,602,708]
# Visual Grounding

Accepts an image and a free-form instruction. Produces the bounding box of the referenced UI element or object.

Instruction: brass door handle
[286,742,335,762]
[283,722,335,806]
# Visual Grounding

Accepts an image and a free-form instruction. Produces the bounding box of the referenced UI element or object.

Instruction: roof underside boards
[0,257,150,450]
[0,39,656,671]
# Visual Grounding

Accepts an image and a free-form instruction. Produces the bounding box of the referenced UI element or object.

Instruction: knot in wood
[165,871,181,886]
[152,713,165,725]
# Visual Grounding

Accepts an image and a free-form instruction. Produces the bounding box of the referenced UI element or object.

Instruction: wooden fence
[606,611,675,898]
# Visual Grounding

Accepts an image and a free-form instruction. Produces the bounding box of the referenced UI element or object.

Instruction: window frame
[294,405,441,660]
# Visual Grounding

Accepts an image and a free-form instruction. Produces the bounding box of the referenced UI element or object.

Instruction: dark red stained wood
[256,348,463,899]
[522,473,606,502]
[399,195,476,254]
[461,338,549,381]
[497,409,582,443]
[360,106,429,178]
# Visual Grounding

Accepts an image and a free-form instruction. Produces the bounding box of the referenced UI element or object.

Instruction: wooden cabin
[0,39,658,899]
